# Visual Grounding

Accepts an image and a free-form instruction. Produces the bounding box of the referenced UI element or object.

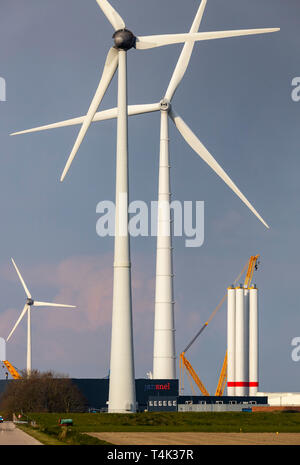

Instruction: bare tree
[0,370,86,415]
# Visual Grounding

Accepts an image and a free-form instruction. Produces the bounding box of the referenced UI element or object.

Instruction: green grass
[16,420,112,445]
[17,424,66,445]
[25,411,300,436]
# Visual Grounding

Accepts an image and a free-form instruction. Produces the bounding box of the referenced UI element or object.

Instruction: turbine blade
[136,28,279,50]
[10,103,161,136]
[11,258,32,298]
[169,109,269,229]
[127,103,161,117]
[61,47,119,182]
[33,301,76,308]
[7,305,28,341]
[96,0,125,31]
[165,0,207,101]
[11,116,90,135]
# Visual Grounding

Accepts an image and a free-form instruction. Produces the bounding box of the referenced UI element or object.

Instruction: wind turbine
[11,0,278,411]
[6,259,76,375]
[152,0,276,380]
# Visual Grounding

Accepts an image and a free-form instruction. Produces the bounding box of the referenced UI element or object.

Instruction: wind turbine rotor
[10,0,279,186]
[7,258,76,344]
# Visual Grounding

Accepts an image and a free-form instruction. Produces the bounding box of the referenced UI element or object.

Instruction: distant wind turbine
[6,259,76,375]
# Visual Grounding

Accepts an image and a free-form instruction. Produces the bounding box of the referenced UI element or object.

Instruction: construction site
[1,255,299,413]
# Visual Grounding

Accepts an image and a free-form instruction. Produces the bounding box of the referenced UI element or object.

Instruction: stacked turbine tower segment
[235,284,248,396]
[11,0,278,407]
[227,286,236,396]
[249,285,259,396]
[243,287,250,394]
[227,284,259,396]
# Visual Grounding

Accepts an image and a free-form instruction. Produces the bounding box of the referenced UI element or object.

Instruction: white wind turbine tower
[6,259,76,375]
[11,0,278,410]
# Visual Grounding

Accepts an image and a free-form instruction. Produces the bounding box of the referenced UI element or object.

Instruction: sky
[0,0,299,394]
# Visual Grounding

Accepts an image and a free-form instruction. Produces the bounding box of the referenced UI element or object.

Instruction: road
[0,422,42,445]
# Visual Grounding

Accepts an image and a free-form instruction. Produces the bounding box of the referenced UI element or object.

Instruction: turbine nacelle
[159,99,171,112]
[26,298,34,306]
[113,29,136,50]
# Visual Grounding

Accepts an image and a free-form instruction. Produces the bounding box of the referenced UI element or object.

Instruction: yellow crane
[244,255,260,289]
[2,360,21,379]
[179,255,260,397]
[180,352,209,396]
[215,352,227,396]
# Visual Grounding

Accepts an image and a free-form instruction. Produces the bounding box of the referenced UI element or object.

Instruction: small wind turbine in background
[6,259,76,375]
[11,0,279,411]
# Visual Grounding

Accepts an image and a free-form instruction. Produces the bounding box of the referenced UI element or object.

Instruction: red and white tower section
[227,285,259,396]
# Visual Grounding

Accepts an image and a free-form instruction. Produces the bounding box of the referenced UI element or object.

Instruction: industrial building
[257,392,300,407]
[0,377,271,412]
[0,378,179,412]
[148,396,268,412]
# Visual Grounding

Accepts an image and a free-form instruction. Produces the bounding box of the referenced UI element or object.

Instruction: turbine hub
[113,29,136,51]
[27,298,34,306]
[160,99,171,112]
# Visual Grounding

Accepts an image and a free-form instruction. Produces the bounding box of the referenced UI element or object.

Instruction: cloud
[1,254,156,333]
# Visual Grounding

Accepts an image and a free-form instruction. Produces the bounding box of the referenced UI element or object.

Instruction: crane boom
[180,353,210,396]
[183,322,208,354]
[215,352,227,396]
[2,360,21,379]
[244,255,260,289]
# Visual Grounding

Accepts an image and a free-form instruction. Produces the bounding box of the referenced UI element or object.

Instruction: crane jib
[183,322,208,354]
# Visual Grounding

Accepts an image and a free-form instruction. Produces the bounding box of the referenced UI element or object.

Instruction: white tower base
[153,109,176,379]
[108,50,136,413]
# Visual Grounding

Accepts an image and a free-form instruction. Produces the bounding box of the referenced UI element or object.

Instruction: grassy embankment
[16,421,112,445]
[14,411,300,445]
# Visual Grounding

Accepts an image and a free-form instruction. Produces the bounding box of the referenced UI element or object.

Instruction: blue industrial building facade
[0,378,179,412]
[71,379,179,411]
[0,379,268,412]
